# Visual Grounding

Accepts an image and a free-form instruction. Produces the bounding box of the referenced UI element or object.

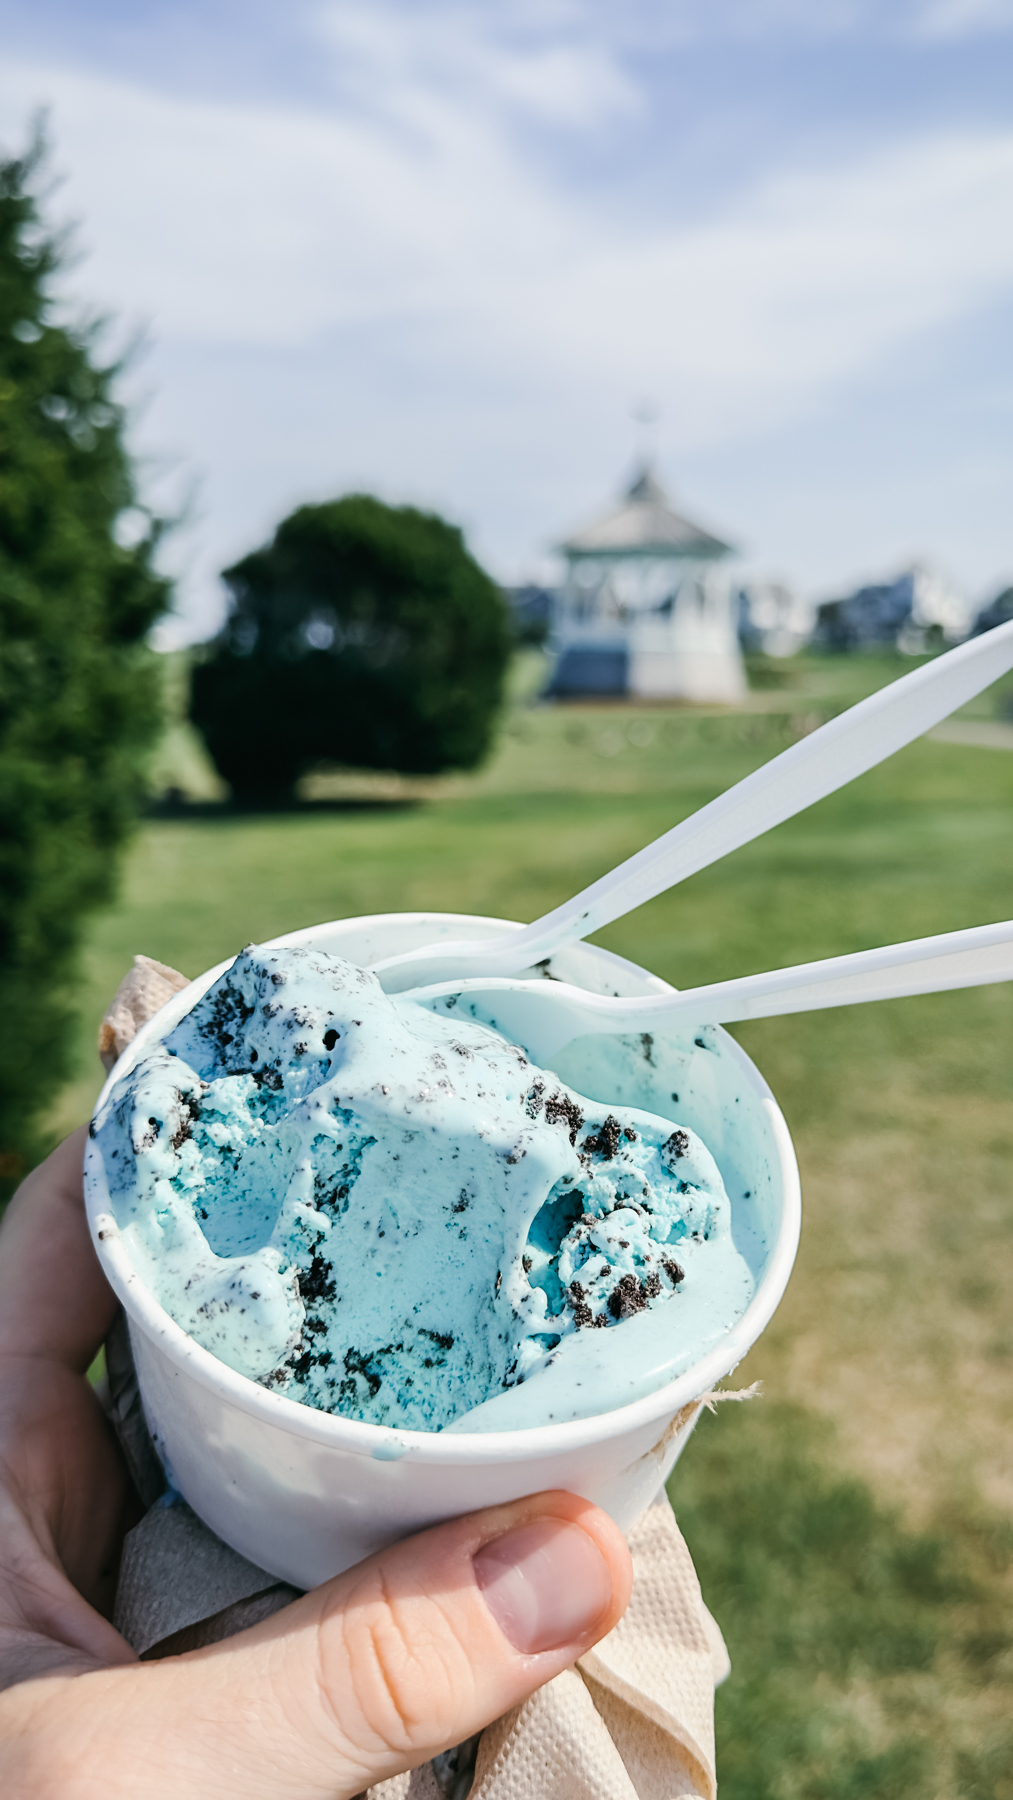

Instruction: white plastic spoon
[401,918,1013,1065]
[373,619,1013,993]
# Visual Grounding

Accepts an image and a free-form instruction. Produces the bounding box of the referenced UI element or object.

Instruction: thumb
[29,1490,632,1800]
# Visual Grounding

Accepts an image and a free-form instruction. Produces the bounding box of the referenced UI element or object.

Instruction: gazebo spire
[624,461,669,506]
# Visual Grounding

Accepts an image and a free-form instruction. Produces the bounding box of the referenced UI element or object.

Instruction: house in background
[548,464,746,703]
[502,583,553,645]
[737,578,812,658]
[813,562,969,652]
[971,585,1013,636]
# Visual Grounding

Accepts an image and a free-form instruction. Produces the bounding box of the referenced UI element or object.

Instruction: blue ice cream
[93,944,757,1433]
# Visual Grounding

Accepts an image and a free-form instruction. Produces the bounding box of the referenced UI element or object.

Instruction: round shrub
[191,496,512,802]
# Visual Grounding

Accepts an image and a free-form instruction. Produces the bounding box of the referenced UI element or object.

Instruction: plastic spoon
[401,918,1013,1064]
[373,619,1013,993]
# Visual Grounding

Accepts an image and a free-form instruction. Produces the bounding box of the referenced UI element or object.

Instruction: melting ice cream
[93,944,757,1433]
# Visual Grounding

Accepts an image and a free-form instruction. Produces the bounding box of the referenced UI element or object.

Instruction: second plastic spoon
[402,917,1013,1064]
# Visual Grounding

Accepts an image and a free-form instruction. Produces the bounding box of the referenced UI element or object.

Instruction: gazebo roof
[559,465,734,561]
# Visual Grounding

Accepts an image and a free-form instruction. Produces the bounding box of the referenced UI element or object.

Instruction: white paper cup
[84,912,800,1589]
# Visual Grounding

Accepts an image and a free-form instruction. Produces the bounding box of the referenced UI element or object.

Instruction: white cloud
[315,2,639,128]
[1,3,1012,633]
[560,0,1013,42]
[5,47,1009,424]
[908,0,1013,37]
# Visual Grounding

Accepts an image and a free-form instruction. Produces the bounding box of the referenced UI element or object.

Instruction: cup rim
[84,911,801,1465]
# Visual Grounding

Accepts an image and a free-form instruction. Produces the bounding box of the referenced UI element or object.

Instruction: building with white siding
[550,464,746,703]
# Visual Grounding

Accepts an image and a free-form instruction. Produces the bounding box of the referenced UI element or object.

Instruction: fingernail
[473,1518,612,1655]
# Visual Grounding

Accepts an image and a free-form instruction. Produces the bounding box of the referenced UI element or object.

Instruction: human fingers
[0,1131,137,1665]
[0,1352,139,1666]
[0,1129,117,1370]
[3,1489,633,1800]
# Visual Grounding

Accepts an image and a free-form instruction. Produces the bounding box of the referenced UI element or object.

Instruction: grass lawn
[52,649,1013,1796]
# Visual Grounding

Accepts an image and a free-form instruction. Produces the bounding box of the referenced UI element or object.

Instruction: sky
[1,0,1012,645]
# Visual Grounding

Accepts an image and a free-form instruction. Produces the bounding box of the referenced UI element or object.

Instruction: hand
[0,1132,633,1799]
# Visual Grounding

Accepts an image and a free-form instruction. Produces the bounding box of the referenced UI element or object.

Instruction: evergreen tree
[0,134,170,1196]
[191,495,512,802]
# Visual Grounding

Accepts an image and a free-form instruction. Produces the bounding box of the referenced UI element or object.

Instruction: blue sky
[2,0,1012,643]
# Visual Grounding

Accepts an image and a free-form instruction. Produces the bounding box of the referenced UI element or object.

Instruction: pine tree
[0,133,170,1196]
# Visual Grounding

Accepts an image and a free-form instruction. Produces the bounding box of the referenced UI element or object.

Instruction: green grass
[672,1402,1013,1800]
[47,647,1013,1793]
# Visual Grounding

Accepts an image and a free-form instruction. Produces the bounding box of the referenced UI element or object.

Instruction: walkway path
[928,719,1013,751]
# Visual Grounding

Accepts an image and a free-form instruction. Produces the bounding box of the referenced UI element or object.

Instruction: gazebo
[550,464,746,703]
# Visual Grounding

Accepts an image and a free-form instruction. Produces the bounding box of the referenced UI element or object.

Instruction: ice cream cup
[84,912,800,1589]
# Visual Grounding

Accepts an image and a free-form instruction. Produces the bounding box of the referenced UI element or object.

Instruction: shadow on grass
[145,791,423,820]
[670,1400,1013,1800]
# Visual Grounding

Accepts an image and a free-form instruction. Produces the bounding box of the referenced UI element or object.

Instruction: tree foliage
[0,134,170,1195]
[190,495,512,801]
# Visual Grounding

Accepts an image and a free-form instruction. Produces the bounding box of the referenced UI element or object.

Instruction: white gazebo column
[629,568,746,702]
